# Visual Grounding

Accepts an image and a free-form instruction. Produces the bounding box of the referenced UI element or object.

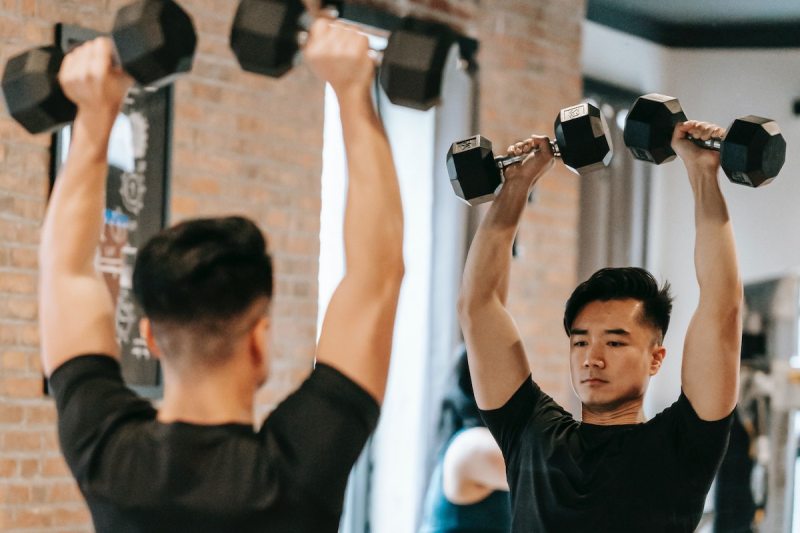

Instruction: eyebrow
[570,328,631,336]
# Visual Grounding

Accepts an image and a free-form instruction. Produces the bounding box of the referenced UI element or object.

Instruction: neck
[158,362,256,426]
[581,398,646,425]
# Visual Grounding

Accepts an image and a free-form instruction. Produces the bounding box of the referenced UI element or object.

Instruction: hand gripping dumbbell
[623,93,786,188]
[230,0,457,111]
[1,0,197,135]
[447,102,613,206]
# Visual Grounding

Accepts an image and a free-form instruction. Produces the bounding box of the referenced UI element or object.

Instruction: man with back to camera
[40,17,404,533]
[457,119,742,532]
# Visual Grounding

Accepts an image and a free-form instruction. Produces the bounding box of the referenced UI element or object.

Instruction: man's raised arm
[457,138,554,410]
[39,39,132,375]
[674,120,743,421]
[308,20,404,403]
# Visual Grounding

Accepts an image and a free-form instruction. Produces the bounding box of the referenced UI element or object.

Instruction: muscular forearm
[460,179,529,309]
[688,169,742,307]
[40,110,115,276]
[338,90,404,280]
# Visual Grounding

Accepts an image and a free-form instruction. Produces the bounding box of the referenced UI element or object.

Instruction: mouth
[581,378,608,385]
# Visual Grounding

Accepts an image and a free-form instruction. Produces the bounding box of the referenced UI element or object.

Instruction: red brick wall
[471,1,584,410]
[0,0,583,530]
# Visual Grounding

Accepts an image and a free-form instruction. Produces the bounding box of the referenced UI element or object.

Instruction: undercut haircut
[133,216,273,345]
[563,267,673,343]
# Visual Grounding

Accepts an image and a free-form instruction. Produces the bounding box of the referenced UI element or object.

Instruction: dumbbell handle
[687,135,723,151]
[494,140,562,170]
[296,9,385,63]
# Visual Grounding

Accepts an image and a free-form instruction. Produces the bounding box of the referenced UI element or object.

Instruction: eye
[607,341,625,347]
[572,340,588,347]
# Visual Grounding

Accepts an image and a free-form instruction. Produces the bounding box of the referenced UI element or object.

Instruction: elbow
[727,279,745,318]
[457,290,484,327]
[389,259,405,288]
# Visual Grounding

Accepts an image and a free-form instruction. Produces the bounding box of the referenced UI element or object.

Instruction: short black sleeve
[260,362,380,514]
[670,391,734,469]
[48,355,157,482]
[479,376,573,457]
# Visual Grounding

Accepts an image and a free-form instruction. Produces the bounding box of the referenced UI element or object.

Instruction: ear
[649,344,666,376]
[139,318,162,359]
[249,316,271,367]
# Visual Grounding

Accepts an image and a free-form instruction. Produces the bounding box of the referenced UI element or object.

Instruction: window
[317,43,474,532]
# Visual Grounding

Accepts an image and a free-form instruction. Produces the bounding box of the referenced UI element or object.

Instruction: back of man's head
[563,267,673,343]
[132,216,273,366]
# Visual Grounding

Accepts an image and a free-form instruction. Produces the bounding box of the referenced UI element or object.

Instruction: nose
[583,345,606,369]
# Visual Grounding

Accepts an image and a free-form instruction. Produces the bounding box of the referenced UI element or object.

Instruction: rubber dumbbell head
[447,102,614,206]
[2,46,75,135]
[446,135,502,206]
[721,116,786,188]
[2,0,196,134]
[379,17,456,111]
[623,93,686,164]
[112,0,197,87]
[554,102,613,174]
[230,0,306,77]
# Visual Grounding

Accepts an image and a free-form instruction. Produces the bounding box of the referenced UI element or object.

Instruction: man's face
[568,299,664,412]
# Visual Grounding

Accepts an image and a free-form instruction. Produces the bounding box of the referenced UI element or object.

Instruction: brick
[48,481,82,503]
[24,404,56,425]
[0,458,16,476]
[18,457,39,476]
[42,455,69,477]
[0,271,36,292]
[0,375,43,398]
[0,403,23,423]
[0,483,32,504]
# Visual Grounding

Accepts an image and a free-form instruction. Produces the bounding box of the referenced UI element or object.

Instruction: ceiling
[586,0,800,47]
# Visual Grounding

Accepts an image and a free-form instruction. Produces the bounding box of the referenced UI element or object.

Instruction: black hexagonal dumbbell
[230,0,456,111]
[446,102,613,206]
[623,93,786,188]
[2,0,197,135]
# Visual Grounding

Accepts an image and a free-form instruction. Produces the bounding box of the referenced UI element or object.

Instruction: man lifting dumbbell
[2,0,196,134]
[39,15,404,533]
[230,0,457,110]
[624,93,786,187]
[447,102,613,205]
[458,114,742,531]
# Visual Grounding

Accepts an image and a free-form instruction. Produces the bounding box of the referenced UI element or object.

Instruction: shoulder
[444,427,497,465]
[644,392,734,464]
[280,362,380,425]
[650,391,735,428]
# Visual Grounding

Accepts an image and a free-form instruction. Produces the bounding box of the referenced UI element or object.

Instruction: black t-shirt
[480,377,733,533]
[49,355,380,533]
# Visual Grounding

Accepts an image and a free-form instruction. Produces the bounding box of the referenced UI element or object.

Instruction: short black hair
[563,267,673,342]
[133,216,273,325]
[438,345,483,445]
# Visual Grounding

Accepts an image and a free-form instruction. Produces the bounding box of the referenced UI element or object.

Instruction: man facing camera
[458,120,741,532]
[40,19,403,533]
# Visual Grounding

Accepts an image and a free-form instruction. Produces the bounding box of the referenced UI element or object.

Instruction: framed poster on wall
[50,24,172,397]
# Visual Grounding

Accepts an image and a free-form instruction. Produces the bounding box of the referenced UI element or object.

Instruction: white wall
[583,21,800,415]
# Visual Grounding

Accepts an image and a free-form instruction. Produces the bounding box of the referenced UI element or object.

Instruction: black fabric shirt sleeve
[479,376,573,458]
[48,355,157,482]
[672,391,734,470]
[260,362,380,514]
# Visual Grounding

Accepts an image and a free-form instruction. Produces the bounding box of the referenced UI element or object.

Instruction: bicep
[460,297,531,410]
[316,275,402,404]
[682,303,742,421]
[40,273,119,376]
